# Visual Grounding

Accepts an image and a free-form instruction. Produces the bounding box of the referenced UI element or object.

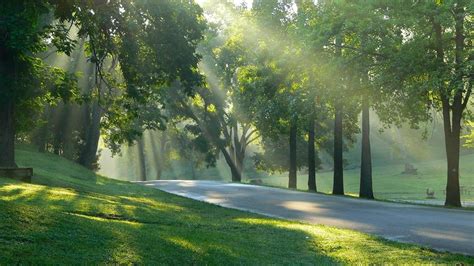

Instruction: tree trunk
[233,122,246,180]
[308,119,316,192]
[137,137,147,182]
[332,102,344,195]
[359,96,374,199]
[221,147,241,182]
[78,101,102,170]
[333,34,344,195]
[442,98,462,207]
[157,132,168,180]
[0,42,16,168]
[444,131,461,207]
[235,151,244,181]
[0,99,16,168]
[289,121,297,189]
[148,131,163,180]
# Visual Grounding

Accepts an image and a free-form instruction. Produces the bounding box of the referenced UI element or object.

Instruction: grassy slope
[0,148,472,264]
[260,153,474,202]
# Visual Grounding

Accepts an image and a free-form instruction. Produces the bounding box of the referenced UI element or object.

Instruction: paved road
[140,180,474,255]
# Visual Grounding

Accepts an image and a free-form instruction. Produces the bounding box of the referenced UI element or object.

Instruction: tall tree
[0,0,206,168]
[0,1,78,167]
[301,1,361,195]
[376,0,472,206]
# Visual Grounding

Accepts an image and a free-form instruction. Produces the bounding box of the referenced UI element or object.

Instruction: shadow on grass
[0,177,333,264]
[1,174,473,264]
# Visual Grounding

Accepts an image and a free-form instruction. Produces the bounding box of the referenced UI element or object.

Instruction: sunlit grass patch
[0,147,472,264]
[234,217,471,264]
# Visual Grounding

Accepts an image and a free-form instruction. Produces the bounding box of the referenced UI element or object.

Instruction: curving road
[139,180,474,255]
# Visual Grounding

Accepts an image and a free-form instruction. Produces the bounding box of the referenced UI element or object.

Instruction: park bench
[0,168,33,183]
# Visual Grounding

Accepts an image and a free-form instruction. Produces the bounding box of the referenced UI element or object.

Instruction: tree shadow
[1,176,472,264]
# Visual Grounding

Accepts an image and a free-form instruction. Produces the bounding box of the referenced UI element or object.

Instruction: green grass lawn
[258,153,474,203]
[0,148,473,264]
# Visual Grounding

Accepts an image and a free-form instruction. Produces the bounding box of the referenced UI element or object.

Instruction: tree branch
[246,134,260,146]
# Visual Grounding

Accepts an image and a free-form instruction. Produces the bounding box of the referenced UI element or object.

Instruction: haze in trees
[2,0,472,209]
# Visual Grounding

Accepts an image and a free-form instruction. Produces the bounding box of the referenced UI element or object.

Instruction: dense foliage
[1,0,472,207]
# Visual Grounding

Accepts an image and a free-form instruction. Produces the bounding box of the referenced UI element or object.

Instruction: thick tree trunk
[0,42,17,168]
[235,151,244,180]
[225,122,247,183]
[308,119,316,192]
[332,102,344,195]
[221,147,241,182]
[442,101,462,207]
[137,137,147,181]
[289,122,297,189]
[444,135,461,207]
[233,123,246,180]
[78,101,102,170]
[0,99,16,168]
[359,96,374,199]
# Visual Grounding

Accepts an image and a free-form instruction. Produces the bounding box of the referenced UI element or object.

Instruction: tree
[160,4,263,183]
[376,0,472,207]
[0,0,206,168]
[297,1,361,195]
[0,1,79,167]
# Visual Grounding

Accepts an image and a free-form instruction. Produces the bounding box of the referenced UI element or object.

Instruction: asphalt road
[140,180,474,255]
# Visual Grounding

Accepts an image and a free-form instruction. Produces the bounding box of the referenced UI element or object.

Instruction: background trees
[0,0,205,169]
[2,0,472,207]
[0,1,78,167]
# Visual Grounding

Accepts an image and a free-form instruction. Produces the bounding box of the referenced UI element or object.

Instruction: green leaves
[1,0,207,154]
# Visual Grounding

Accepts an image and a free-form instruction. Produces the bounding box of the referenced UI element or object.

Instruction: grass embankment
[261,153,474,202]
[0,148,472,264]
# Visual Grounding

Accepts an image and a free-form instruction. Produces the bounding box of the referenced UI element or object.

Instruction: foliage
[463,122,474,148]
[1,0,206,159]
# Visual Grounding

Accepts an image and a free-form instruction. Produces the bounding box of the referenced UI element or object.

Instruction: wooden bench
[0,168,33,183]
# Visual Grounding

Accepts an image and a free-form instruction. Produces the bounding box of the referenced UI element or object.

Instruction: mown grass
[0,148,472,264]
[259,153,474,203]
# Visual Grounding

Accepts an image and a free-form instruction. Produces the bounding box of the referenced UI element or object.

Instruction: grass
[258,153,474,203]
[0,148,473,264]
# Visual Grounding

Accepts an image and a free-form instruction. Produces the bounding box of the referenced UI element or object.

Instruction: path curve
[139,180,474,255]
